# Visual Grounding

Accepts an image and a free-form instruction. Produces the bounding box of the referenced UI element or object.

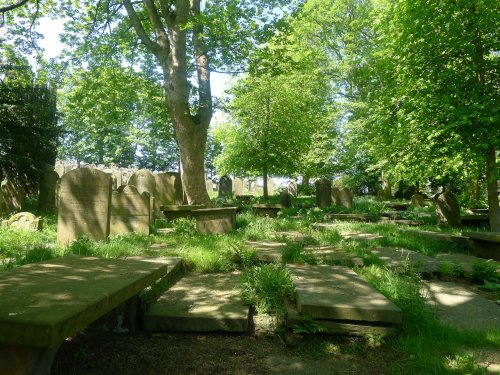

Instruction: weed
[292,315,325,334]
[471,260,499,284]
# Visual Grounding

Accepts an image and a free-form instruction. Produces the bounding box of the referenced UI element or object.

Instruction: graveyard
[0,168,499,375]
[1,0,499,374]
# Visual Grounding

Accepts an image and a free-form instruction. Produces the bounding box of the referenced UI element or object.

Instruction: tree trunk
[263,165,269,200]
[486,144,500,231]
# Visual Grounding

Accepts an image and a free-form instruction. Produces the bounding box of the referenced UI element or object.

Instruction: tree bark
[485,144,500,231]
[263,165,268,200]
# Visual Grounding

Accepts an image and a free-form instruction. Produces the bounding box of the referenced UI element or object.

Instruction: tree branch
[143,0,169,50]
[122,0,160,54]
[0,0,29,13]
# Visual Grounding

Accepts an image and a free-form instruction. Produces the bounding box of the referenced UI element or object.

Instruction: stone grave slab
[252,204,282,218]
[379,217,424,226]
[288,264,402,324]
[398,229,468,246]
[370,247,441,273]
[421,280,500,332]
[286,304,398,337]
[312,223,337,231]
[191,207,237,234]
[245,241,287,262]
[435,253,499,275]
[143,272,250,332]
[342,232,385,241]
[272,231,306,242]
[325,213,374,222]
[303,245,363,266]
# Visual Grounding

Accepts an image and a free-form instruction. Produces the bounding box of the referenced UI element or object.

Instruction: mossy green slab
[0,255,170,348]
[288,264,402,324]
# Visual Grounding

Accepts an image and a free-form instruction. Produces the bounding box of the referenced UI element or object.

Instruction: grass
[1,195,498,373]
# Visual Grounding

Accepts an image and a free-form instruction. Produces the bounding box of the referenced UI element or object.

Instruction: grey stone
[288,264,402,323]
[338,188,353,209]
[191,207,237,234]
[233,177,244,196]
[435,191,461,228]
[315,178,332,208]
[252,204,282,218]
[245,241,287,262]
[342,232,385,241]
[110,185,150,236]
[463,232,500,261]
[279,191,293,208]
[57,168,112,246]
[154,172,183,210]
[421,280,500,332]
[218,175,232,197]
[331,187,341,206]
[370,247,441,273]
[6,212,42,231]
[143,272,250,332]
[410,193,425,207]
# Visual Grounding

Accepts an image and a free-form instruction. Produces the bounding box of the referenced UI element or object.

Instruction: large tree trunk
[486,144,500,231]
[263,165,269,200]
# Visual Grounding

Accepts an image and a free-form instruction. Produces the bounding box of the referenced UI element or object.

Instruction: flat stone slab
[325,213,375,222]
[370,247,442,273]
[143,272,250,332]
[312,223,337,231]
[0,256,171,348]
[264,354,358,374]
[288,264,402,324]
[342,232,385,241]
[245,241,287,262]
[421,280,500,332]
[435,253,499,274]
[379,217,424,226]
[285,304,398,337]
[399,229,468,245]
[303,246,362,266]
[273,231,306,242]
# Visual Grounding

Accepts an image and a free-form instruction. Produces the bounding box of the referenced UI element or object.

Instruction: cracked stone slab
[288,264,402,324]
[143,272,249,332]
[421,280,500,332]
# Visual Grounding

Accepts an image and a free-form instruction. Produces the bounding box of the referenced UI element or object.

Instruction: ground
[52,329,400,375]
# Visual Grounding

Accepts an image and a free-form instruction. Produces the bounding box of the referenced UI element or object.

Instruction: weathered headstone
[54,163,65,177]
[154,172,182,210]
[411,193,425,207]
[218,175,232,197]
[248,180,257,194]
[57,168,112,245]
[315,178,332,208]
[279,191,293,208]
[110,186,150,236]
[6,212,42,231]
[434,191,461,228]
[379,175,392,200]
[206,179,214,193]
[38,170,59,212]
[64,164,78,174]
[232,177,244,196]
[128,169,155,196]
[0,179,25,214]
[288,181,298,197]
[267,178,274,196]
[331,187,341,206]
[339,188,353,209]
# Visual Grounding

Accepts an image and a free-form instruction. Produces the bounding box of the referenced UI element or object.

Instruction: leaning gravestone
[434,191,461,228]
[411,193,425,208]
[57,168,112,245]
[315,179,332,208]
[38,170,59,212]
[331,187,341,206]
[6,212,42,231]
[233,177,244,196]
[339,188,353,208]
[110,186,150,236]
[154,172,182,210]
[219,175,232,197]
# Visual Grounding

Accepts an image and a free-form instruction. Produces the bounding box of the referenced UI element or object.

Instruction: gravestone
[64,164,78,174]
[233,177,244,196]
[434,191,461,228]
[110,186,150,236]
[315,179,332,208]
[379,177,392,200]
[0,180,25,214]
[129,169,156,196]
[54,163,65,177]
[206,179,214,193]
[38,170,59,212]
[155,172,182,210]
[6,212,42,231]
[288,181,298,197]
[331,187,341,206]
[267,178,274,196]
[279,191,293,208]
[339,188,353,208]
[57,168,112,245]
[411,193,425,207]
[218,175,232,197]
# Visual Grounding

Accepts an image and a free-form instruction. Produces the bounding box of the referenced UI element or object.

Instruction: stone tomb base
[161,205,206,220]
[143,272,249,332]
[191,207,237,234]
[252,204,283,218]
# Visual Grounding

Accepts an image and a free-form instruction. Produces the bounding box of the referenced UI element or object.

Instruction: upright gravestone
[331,187,341,206]
[206,179,214,193]
[380,178,392,200]
[57,168,112,245]
[315,179,332,208]
[120,168,133,186]
[38,170,59,212]
[155,172,183,210]
[411,193,425,208]
[267,178,274,196]
[339,188,353,209]
[279,191,293,208]
[233,177,244,196]
[54,164,65,177]
[219,175,232,197]
[434,191,461,228]
[249,180,257,194]
[288,181,298,197]
[129,169,156,197]
[64,164,78,174]
[110,186,150,236]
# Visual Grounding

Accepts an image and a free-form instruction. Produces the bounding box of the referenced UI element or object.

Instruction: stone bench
[462,232,500,261]
[191,207,237,234]
[0,255,171,375]
[161,205,206,220]
[252,204,283,218]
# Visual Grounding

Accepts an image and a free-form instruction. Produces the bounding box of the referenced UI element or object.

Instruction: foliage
[292,314,325,334]
[241,263,295,316]
[471,260,499,285]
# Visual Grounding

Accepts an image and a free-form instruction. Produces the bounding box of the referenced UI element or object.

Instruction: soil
[51,329,401,375]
